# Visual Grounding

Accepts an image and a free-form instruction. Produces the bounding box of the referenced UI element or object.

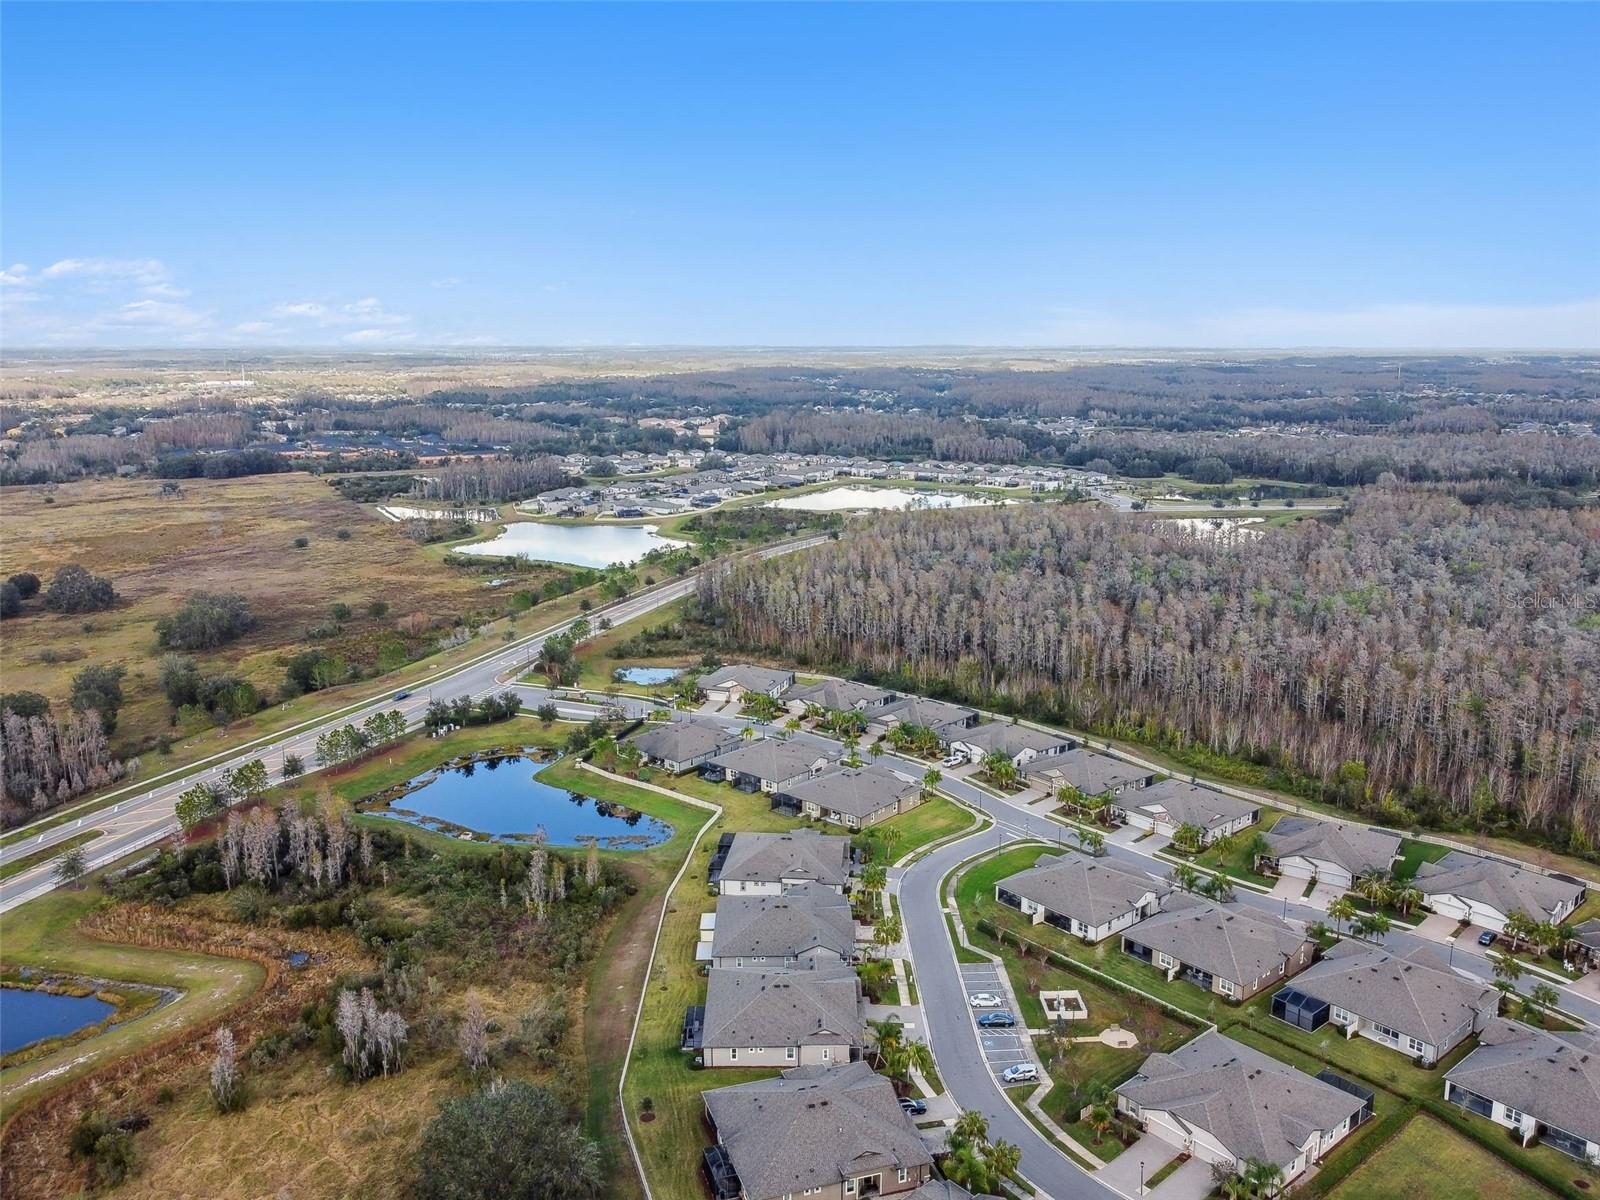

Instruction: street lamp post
[1140,1160,1146,1195]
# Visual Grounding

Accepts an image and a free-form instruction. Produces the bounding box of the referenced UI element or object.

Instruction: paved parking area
[958,962,1038,1081]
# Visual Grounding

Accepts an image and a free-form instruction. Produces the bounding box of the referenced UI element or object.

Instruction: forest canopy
[700,487,1600,850]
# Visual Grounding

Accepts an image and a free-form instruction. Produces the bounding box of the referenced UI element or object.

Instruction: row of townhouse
[1113,1013,1600,1187]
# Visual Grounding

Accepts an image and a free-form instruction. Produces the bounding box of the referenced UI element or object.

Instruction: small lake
[366,753,672,847]
[767,486,1000,513]
[452,522,688,569]
[616,666,681,685]
[0,986,115,1055]
[1160,516,1266,543]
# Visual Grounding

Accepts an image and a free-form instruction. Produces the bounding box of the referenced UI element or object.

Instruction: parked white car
[941,753,967,769]
[1001,1064,1039,1083]
[968,992,1003,1008]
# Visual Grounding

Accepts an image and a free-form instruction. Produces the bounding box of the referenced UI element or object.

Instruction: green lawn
[1393,838,1453,882]
[0,878,266,1121]
[1191,810,1284,886]
[864,796,981,864]
[1328,1115,1555,1200]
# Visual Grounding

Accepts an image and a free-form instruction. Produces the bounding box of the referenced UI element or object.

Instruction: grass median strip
[0,829,103,882]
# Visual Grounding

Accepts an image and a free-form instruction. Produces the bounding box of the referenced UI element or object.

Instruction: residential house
[631,718,742,774]
[1271,941,1498,1065]
[1445,1018,1600,1164]
[1116,780,1259,846]
[947,721,1075,770]
[696,966,864,1068]
[718,830,854,896]
[1116,1030,1368,1186]
[1021,750,1157,799]
[1123,901,1314,1001]
[1257,819,1403,891]
[778,764,923,829]
[710,740,834,794]
[995,854,1170,943]
[870,697,980,740]
[784,678,898,715]
[1414,852,1587,934]
[701,1062,935,1200]
[700,664,796,704]
[709,884,858,970]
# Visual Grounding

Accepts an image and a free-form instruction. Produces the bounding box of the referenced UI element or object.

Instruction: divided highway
[0,536,827,913]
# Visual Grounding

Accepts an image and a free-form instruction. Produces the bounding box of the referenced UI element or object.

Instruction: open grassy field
[1328,1115,1556,1200]
[0,881,266,1121]
[0,472,519,753]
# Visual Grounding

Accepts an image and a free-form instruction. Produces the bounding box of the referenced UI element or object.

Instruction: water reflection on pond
[452,522,686,569]
[361,752,671,848]
[0,986,116,1056]
[616,667,682,685]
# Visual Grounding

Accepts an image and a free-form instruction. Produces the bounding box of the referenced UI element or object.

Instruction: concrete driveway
[1097,1136,1214,1200]
[1411,912,1461,944]
[1307,881,1346,911]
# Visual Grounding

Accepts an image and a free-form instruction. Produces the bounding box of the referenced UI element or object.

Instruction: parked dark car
[977,1011,1017,1028]
[1478,930,1498,947]
[898,1097,927,1116]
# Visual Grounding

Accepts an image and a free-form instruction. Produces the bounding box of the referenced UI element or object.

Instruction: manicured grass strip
[1392,838,1453,882]
[0,829,103,882]
[1324,1113,1553,1200]
[1144,1153,1185,1189]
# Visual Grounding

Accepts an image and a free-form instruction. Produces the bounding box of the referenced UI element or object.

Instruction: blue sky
[3,2,1596,349]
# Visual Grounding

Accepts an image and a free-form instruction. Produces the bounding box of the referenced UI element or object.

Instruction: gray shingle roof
[630,719,735,763]
[784,679,896,710]
[1263,818,1403,878]
[1121,779,1255,832]
[719,830,853,888]
[1445,1018,1600,1145]
[1118,1030,1365,1169]
[701,664,793,693]
[712,739,834,783]
[955,722,1073,757]
[1289,941,1496,1047]
[780,764,919,820]
[1127,903,1311,986]
[998,854,1168,928]
[711,884,857,962]
[701,966,863,1051]
[704,1062,933,1200]
[1414,852,1586,922]
[874,696,977,731]
[1021,749,1151,795]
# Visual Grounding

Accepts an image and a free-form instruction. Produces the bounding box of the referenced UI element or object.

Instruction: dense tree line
[0,706,133,825]
[700,489,1600,848]
[411,456,574,503]
[156,592,258,650]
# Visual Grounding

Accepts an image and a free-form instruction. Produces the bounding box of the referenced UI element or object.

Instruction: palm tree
[921,768,943,795]
[951,1109,988,1147]
[869,740,884,761]
[1243,1156,1284,1198]
[1503,911,1536,954]
[1353,912,1391,942]
[1327,896,1358,935]
[983,1139,1022,1183]
[740,724,757,743]
[1355,869,1392,908]
[940,1145,988,1193]
[896,1038,935,1085]
[1076,828,1106,857]
[1242,831,1272,873]
[1172,823,1206,854]
[1085,1104,1115,1145]
[866,1015,905,1066]
[1171,864,1202,893]
[1219,1173,1250,1200]
[860,862,888,893]
[1394,885,1423,916]
[1520,981,1559,1025]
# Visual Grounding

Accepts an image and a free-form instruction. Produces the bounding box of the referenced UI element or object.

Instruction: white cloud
[271,300,331,319]
[1032,298,1600,350]
[429,276,462,289]
[232,320,279,335]
[0,263,32,287]
[143,282,192,299]
[343,327,416,345]
[39,257,171,287]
